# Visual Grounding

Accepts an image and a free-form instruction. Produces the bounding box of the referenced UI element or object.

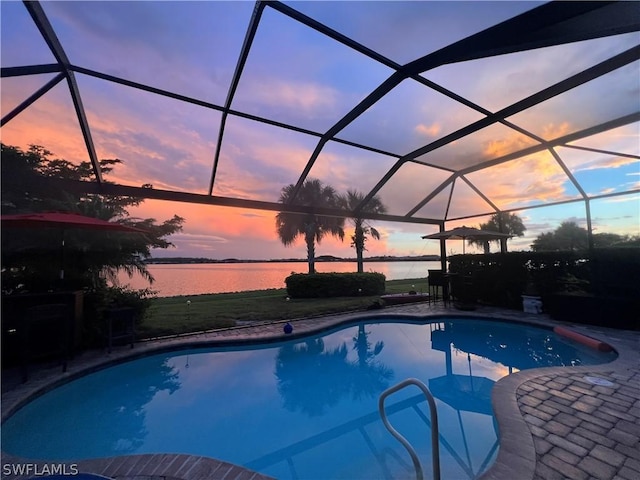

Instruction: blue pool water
[2,317,616,479]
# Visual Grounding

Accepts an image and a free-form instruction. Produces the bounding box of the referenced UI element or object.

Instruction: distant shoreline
[145,255,441,265]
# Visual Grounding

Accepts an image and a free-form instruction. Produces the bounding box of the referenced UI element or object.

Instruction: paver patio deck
[2,301,638,480]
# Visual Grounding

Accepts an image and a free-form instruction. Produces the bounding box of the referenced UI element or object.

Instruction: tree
[531,221,589,251]
[1,143,184,293]
[1,144,134,214]
[554,221,589,251]
[339,190,387,273]
[530,232,556,252]
[592,232,640,248]
[467,212,526,253]
[593,233,624,248]
[276,179,344,274]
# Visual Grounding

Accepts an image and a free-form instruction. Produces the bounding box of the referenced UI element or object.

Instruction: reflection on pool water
[2,317,616,480]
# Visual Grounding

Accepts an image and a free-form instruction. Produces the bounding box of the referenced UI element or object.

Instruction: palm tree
[468,212,526,253]
[340,190,387,273]
[276,178,344,274]
[275,340,353,416]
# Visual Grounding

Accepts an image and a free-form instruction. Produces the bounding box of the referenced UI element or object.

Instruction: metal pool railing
[378,378,441,480]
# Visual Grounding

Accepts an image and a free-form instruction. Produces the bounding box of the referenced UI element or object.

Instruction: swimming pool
[2,317,616,479]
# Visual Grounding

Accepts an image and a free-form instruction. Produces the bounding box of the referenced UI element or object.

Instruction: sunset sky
[2,1,639,260]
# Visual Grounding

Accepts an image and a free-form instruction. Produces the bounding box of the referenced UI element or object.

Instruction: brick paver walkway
[2,302,639,479]
[521,370,640,480]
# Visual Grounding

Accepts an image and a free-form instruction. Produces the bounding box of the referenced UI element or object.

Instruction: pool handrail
[378,377,441,480]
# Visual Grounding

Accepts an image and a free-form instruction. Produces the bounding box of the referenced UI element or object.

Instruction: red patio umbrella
[1,212,146,232]
[1,211,147,280]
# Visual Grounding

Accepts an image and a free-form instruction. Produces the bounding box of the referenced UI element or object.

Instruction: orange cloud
[420,122,539,170]
[415,122,441,137]
[541,122,572,139]
[177,205,275,240]
[129,201,288,257]
[482,132,535,159]
[466,151,578,209]
[1,85,90,165]
[128,199,395,259]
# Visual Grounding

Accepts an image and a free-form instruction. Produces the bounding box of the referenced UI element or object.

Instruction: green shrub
[285,272,386,298]
[104,285,155,324]
[82,283,156,346]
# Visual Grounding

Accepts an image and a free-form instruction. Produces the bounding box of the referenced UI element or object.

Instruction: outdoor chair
[428,270,450,306]
[20,303,71,382]
[105,306,136,354]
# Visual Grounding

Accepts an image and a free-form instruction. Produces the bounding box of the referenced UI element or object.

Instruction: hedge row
[448,248,640,328]
[448,248,640,304]
[285,272,386,298]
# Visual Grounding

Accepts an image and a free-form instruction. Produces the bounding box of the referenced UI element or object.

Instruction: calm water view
[117,261,440,297]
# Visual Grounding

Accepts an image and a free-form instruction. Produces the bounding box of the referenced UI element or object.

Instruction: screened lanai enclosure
[1,1,639,253]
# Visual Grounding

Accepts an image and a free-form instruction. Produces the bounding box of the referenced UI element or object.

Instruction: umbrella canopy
[2,212,146,281]
[1,212,146,233]
[422,226,512,254]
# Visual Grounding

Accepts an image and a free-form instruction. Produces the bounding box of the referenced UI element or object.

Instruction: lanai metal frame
[2,1,639,249]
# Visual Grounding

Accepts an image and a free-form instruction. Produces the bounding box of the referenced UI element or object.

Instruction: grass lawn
[139,277,430,339]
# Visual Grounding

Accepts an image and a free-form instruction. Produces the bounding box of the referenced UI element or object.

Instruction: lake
[116,261,442,297]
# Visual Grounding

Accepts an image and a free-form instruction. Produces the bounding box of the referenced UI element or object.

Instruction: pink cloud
[247,79,339,114]
[566,155,639,173]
